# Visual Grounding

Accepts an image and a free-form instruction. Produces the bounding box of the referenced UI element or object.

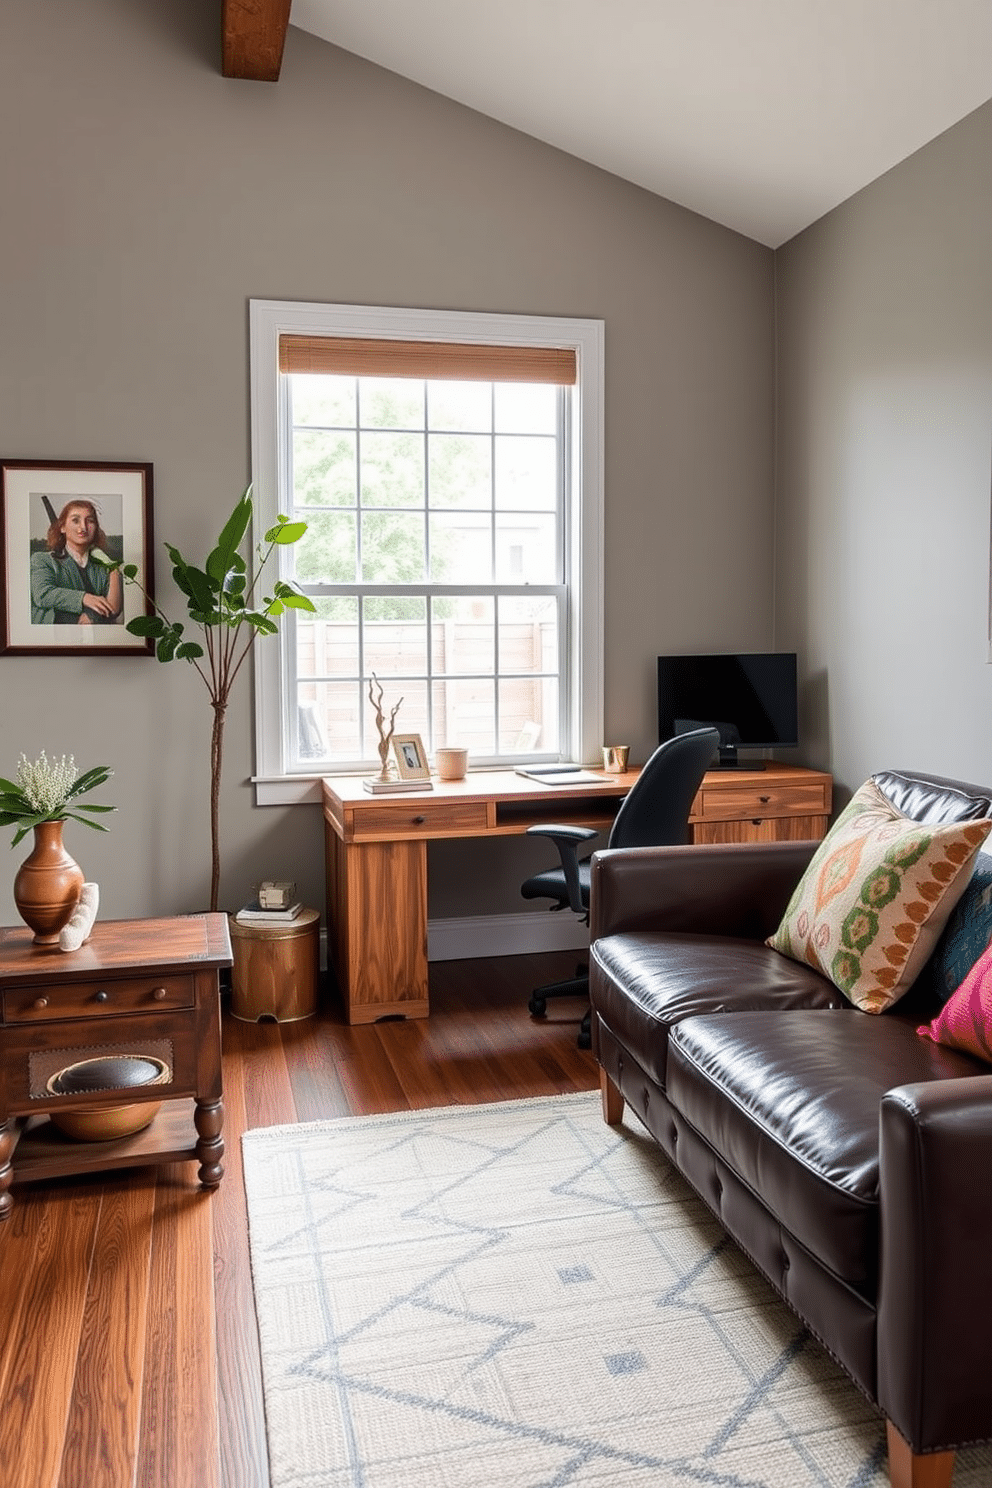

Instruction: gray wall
[775,101,992,803]
[0,1,774,923]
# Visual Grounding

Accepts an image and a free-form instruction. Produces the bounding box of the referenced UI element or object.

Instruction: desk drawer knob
[759,795,771,804]
[152,986,168,1001]
[412,815,426,825]
[95,990,109,1003]
[32,996,48,1010]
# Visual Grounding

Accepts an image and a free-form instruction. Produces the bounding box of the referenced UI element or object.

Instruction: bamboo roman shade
[278,335,577,385]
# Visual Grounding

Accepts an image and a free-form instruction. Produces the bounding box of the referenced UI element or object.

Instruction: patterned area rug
[242,1092,991,1488]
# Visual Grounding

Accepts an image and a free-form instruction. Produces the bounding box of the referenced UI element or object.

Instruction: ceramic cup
[602,745,630,773]
[435,747,469,781]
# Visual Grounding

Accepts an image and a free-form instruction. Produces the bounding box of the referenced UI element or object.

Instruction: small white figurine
[59,881,99,952]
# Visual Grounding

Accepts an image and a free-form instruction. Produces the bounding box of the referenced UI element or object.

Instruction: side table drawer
[3,974,195,1024]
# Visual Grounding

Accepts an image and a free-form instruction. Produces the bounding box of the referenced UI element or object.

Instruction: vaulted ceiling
[221,1,992,246]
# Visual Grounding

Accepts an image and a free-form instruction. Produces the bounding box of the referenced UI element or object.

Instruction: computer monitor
[657,652,799,769]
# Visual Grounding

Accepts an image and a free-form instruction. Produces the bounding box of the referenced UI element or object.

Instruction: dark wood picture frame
[0,459,155,656]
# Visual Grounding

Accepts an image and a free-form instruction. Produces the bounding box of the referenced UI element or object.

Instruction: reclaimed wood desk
[322,764,832,1024]
[0,914,231,1219]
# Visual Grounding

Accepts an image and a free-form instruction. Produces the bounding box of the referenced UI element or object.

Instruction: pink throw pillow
[918,941,992,1063]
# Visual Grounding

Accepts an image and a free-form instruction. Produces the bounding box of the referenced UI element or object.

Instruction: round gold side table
[229,907,320,1022]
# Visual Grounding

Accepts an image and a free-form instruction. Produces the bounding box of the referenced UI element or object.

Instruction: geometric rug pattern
[242,1093,992,1487]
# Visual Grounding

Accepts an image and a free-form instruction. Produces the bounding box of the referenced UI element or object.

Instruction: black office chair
[520,726,720,1047]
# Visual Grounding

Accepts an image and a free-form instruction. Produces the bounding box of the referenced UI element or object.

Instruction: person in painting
[30,499,123,625]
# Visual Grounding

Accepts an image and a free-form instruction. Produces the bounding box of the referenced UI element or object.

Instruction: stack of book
[235,898,304,925]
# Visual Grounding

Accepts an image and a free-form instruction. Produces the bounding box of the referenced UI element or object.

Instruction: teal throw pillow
[928,851,992,1003]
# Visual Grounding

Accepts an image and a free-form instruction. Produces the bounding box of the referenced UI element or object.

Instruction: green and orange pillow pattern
[767,778,992,1013]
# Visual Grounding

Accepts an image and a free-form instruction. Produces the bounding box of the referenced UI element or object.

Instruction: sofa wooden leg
[600,1069,624,1125]
[886,1421,955,1488]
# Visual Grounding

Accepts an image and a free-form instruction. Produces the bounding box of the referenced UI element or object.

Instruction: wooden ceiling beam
[221,0,292,82]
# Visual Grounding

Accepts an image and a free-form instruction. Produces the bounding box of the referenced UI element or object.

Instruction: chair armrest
[588,840,819,941]
[878,1077,992,1452]
[525,824,599,916]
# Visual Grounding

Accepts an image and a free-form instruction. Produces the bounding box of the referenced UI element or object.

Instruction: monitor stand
[716,745,766,771]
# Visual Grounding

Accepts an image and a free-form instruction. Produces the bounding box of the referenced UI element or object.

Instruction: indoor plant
[0,752,114,941]
[95,486,314,912]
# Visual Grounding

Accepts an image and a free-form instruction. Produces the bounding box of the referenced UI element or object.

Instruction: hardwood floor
[0,952,597,1488]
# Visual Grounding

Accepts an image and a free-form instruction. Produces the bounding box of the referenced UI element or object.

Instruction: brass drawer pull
[33,996,48,1010]
[152,986,168,1001]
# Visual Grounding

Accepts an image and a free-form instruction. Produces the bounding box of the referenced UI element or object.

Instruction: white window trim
[249,298,604,805]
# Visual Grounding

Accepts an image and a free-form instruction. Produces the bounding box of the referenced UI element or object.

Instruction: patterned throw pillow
[926,851,992,1003]
[766,778,992,1013]
[919,940,992,1063]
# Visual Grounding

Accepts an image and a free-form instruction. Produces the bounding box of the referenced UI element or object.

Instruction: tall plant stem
[209,697,228,912]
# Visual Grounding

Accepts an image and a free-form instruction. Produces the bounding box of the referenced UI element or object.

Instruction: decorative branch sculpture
[369,673,404,781]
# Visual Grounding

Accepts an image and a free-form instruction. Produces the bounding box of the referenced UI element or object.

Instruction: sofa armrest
[588,840,818,941]
[878,1077,992,1453]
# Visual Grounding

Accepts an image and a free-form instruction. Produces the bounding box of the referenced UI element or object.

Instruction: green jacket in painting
[30,550,117,625]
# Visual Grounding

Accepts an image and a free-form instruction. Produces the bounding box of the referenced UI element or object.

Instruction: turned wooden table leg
[886,1421,955,1488]
[194,1097,224,1188]
[0,1118,14,1219]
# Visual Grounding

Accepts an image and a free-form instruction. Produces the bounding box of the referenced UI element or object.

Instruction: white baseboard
[427,911,589,962]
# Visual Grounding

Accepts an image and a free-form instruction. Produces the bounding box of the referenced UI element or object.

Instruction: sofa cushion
[667,1010,984,1292]
[589,931,846,1090]
[919,939,992,1064]
[766,778,991,1014]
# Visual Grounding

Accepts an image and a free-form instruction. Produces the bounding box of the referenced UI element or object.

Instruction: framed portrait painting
[0,459,155,656]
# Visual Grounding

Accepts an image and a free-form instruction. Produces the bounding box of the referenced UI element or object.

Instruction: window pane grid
[287,373,567,768]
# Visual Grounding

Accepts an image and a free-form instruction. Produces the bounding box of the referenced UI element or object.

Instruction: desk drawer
[351,799,490,840]
[3,975,195,1024]
[695,782,829,823]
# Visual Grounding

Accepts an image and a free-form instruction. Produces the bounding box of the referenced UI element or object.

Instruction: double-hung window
[249,301,603,804]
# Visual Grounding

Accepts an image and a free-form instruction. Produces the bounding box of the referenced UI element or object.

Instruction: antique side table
[0,913,231,1219]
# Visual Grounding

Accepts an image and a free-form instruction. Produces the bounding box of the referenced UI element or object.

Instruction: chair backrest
[607,727,720,850]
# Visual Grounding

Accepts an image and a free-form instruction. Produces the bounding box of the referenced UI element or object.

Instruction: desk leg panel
[327,833,429,1023]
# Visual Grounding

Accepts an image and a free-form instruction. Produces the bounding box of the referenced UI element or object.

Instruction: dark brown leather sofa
[588,769,992,1488]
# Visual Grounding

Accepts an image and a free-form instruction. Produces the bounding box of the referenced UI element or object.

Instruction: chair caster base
[528,996,547,1018]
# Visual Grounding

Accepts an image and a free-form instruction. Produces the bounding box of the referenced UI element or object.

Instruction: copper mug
[602,745,630,773]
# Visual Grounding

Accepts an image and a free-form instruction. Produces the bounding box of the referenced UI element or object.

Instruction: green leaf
[265,598,285,617]
[73,802,116,814]
[123,563,139,579]
[156,633,179,663]
[126,614,167,637]
[176,641,204,660]
[62,810,111,833]
[176,562,217,614]
[281,593,317,612]
[65,765,112,799]
[267,521,307,545]
[245,614,279,636]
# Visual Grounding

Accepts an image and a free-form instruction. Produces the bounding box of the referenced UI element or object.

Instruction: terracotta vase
[13,820,84,944]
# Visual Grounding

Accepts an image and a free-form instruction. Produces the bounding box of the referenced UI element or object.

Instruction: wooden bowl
[46,1055,170,1142]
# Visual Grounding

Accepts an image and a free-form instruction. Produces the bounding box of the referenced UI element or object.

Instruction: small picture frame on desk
[392,734,430,781]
